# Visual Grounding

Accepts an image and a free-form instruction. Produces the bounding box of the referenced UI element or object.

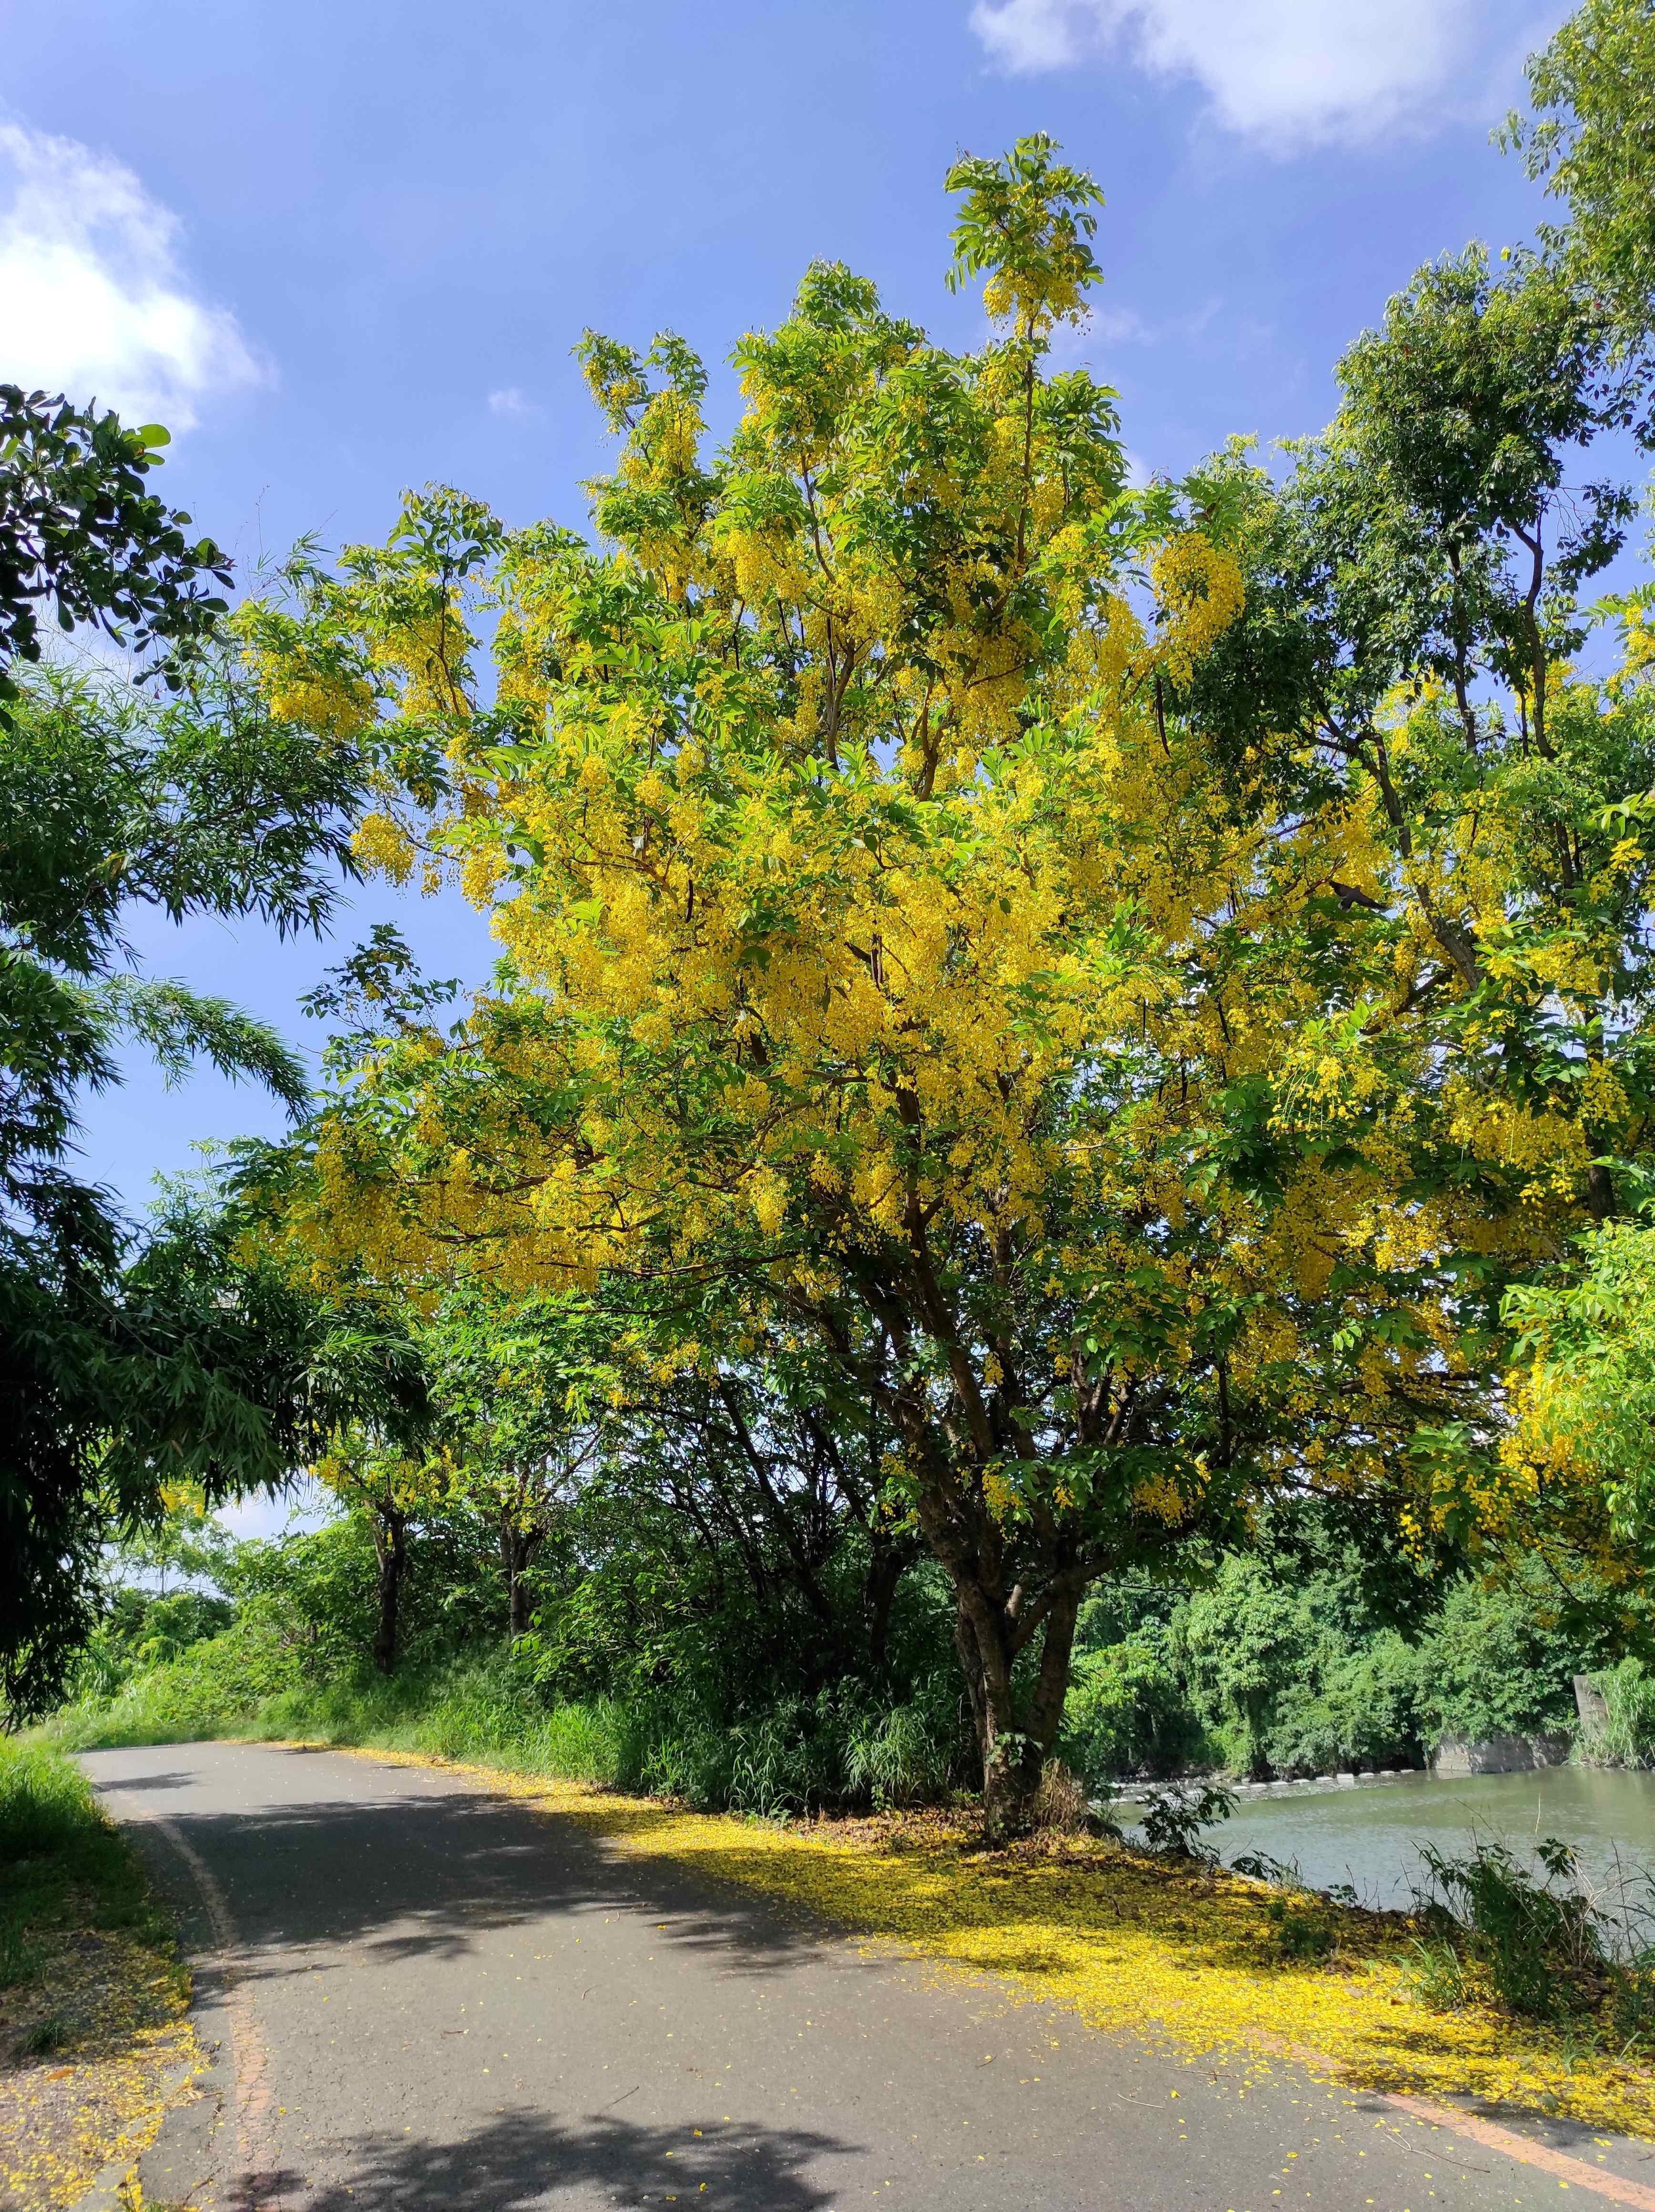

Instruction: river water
[1124,1768,1655,1923]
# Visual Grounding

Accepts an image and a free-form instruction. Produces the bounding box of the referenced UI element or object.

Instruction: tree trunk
[1585,1157,1617,1223]
[954,1574,1085,1840]
[954,1588,1030,1837]
[1025,1577,1083,1782]
[509,1553,535,1639]
[862,1531,913,1673]
[370,1505,408,1676]
[499,1512,540,1639]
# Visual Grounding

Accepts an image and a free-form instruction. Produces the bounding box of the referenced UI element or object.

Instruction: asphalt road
[80,1741,1655,2212]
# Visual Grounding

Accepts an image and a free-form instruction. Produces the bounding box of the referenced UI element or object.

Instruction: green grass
[43,1622,963,1814]
[235,1664,634,1786]
[0,1740,198,2210]
[0,1737,161,1993]
[45,1633,639,1786]
[42,1614,318,1752]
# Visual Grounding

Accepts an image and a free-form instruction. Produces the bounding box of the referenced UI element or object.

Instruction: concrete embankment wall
[1429,1733,1572,1776]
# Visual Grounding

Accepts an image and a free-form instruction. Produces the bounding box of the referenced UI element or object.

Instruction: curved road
[81,1742,1655,2212]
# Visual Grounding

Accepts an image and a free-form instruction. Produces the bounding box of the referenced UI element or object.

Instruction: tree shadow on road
[92,1768,196,1792]
[92,1746,1655,2159]
[95,1758,851,1986]
[244,2104,848,2210]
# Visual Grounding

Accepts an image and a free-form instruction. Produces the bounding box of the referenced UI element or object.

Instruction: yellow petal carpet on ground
[0,1740,202,2212]
[336,1747,1655,2140]
[0,1926,201,2211]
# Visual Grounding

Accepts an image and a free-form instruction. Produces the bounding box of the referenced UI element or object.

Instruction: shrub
[1413,1837,1608,2019]
[47,1629,968,1818]
[844,1676,968,1807]
[1580,1659,1655,1769]
[1061,1639,1200,1784]
[1263,1633,1421,1775]
[1414,1566,1607,1748]
[623,1677,968,1816]
[0,1737,156,1968]
[1029,1760,1090,1835]
[1137,1782,1237,1860]
[0,1738,109,1860]
[1406,1929,1472,2010]
[1263,1892,1338,1961]
[47,1603,307,1749]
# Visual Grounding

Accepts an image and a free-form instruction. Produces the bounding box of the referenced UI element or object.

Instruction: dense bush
[1262,1633,1423,1777]
[1060,1640,1198,1786]
[1579,1659,1655,1768]
[50,1632,971,1817]
[1415,1566,1616,1747]
[1056,1543,1626,1784]
[1061,1541,1432,1780]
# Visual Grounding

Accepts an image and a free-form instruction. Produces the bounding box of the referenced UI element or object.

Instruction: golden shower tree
[248,140,1515,1827]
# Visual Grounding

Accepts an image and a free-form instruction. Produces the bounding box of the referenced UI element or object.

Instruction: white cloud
[970,0,1505,143]
[0,123,265,430]
[1088,305,1154,345]
[487,385,536,420]
[974,0,1083,70]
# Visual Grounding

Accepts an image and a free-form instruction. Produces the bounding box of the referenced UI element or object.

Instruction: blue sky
[3,0,1576,1214]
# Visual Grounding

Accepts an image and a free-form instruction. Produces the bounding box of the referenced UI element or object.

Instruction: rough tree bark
[949,1568,1085,1837]
[370,1503,408,1676]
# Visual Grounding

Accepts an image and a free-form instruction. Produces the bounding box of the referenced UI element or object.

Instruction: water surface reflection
[1133,1767,1655,1916]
